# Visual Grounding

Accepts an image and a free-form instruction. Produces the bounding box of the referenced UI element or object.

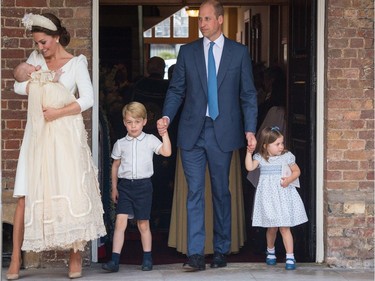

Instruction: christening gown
[18,65,106,252]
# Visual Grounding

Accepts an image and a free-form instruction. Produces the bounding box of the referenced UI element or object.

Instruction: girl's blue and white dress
[252,151,308,227]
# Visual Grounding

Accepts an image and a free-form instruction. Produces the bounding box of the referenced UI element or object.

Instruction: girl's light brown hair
[122,101,147,120]
[255,126,288,161]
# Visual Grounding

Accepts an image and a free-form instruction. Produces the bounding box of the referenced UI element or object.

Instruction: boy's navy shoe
[141,258,153,271]
[102,260,119,272]
[210,252,227,268]
[183,254,206,271]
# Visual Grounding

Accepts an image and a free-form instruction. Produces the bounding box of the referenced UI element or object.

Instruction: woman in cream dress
[7,13,106,280]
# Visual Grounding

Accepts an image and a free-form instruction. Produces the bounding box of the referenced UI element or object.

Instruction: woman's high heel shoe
[6,273,19,280]
[6,257,21,280]
[68,251,82,279]
[68,271,82,279]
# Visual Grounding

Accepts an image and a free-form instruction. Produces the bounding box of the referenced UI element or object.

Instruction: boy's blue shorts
[116,178,153,220]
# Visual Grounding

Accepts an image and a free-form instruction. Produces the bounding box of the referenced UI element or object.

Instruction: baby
[14,62,62,84]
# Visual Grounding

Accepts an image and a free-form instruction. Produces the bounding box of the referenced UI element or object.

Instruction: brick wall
[1,1,93,268]
[325,0,374,268]
[2,0,374,271]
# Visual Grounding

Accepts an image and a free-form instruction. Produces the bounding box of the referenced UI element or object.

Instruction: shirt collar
[125,131,146,141]
[204,33,224,49]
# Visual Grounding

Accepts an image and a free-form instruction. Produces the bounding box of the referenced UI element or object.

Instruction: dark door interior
[98,0,316,264]
[287,0,316,261]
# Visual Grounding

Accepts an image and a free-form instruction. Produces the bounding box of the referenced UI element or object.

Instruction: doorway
[97,0,317,264]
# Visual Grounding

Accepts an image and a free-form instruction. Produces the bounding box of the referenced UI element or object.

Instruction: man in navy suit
[157,0,257,271]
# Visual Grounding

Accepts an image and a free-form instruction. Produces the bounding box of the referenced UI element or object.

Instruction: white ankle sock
[286,253,295,264]
[267,247,276,259]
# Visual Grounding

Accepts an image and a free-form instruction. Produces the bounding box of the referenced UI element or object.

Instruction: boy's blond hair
[122,101,147,119]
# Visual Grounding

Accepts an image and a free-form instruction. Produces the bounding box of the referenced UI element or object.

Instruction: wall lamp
[185,7,199,17]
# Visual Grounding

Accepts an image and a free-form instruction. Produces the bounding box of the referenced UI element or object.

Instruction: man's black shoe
[210,252,227,268]
[182,254,206,271]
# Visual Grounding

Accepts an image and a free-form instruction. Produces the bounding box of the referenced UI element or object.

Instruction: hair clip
[271,126,280,132]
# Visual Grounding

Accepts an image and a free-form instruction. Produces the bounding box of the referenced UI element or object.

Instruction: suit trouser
[180,117,233,256]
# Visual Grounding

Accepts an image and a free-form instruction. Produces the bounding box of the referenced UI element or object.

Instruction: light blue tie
[208,41,219,120]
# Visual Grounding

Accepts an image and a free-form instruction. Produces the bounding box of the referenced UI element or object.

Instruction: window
[155,18,170,38]
[143,8,189,39]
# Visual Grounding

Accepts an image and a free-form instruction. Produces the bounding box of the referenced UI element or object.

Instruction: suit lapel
[217,37,232,90]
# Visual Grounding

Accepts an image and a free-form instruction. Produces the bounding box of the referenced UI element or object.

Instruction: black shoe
[182,254,206,271]
[210,252,227,268]
[141,258,153,271]
[102,260,119,272]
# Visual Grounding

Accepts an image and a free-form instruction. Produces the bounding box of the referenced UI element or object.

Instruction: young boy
[102,101,172,272]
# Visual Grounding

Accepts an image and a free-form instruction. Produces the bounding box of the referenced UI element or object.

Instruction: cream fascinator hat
[22,13,57,31]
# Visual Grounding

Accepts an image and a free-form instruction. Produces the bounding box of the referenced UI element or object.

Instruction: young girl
[245,126,308,270]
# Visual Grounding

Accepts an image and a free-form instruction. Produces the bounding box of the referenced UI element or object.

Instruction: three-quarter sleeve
[74,55,94,112]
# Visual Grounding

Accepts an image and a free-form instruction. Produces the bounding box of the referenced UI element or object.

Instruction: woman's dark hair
[31,13,70,47]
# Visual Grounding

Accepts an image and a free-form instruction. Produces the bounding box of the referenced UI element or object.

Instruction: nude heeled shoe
[68,251,82,279]
[6,257,21,280]
[68,271,82,279]
[6,273,19,280]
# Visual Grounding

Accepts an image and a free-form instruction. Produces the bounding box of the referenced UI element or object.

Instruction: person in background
[157,0,257,271]
[102,102,171,273]
[257,65,286,131]
[245,126,308,270]
[7,12,106,280]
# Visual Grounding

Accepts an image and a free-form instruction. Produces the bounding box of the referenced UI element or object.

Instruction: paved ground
[2,262,374,281]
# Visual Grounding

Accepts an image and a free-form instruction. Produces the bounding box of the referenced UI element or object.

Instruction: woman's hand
[43,107,61,122]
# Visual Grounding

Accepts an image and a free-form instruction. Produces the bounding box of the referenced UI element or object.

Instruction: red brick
[6,120,22,129]
[4,139,21,149]
[343,171,368,180]
[16,0,47,7]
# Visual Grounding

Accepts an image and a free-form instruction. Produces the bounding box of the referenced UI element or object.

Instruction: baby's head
[13,62,37,82]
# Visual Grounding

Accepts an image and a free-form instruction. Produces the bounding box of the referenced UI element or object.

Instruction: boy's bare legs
[7,197,25,279]
[138,220,152,251]
[102,214,128,272]
[138,220,152,271]
[112,214,128,253]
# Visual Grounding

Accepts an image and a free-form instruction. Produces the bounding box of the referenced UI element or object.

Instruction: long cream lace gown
[22,70,106,252]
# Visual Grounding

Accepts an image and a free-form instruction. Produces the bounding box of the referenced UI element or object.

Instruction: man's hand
[157,117,169,136]
[245,132,257,152]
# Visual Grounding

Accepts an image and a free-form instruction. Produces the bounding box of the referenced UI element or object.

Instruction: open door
[287,0,317,261]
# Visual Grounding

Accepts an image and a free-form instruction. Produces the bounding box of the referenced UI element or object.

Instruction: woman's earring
[56,40,59,44]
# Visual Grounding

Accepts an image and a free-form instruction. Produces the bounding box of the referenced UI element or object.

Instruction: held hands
[245,132,257,152]
[157,117,169,137]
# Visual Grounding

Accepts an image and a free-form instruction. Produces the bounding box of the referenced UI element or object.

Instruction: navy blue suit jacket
[163,37,257,152]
